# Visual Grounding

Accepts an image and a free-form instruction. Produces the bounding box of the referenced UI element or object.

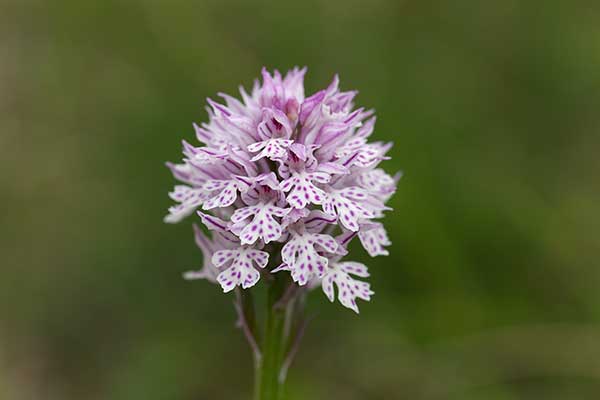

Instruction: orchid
[165,67,399,400]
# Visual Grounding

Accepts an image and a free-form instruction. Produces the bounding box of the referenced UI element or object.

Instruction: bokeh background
[2,0,600,399]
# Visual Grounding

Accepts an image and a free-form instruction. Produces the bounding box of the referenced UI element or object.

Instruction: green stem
[255,275,288,400]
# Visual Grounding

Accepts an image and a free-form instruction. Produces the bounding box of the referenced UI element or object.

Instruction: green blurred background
[2,0,600,399]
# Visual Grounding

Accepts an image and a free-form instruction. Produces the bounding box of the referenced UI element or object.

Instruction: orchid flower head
[168,67,399,313]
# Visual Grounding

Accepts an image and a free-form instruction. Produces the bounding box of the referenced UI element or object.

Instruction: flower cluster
[166,67,398,313]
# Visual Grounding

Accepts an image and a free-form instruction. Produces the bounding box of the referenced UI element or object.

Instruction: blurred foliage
[2,0,600,399]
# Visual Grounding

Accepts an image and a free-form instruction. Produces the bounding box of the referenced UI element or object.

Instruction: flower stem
[255,274,288,400]
[235,289,261,360]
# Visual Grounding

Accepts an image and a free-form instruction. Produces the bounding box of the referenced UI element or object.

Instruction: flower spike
[166,67,399,313]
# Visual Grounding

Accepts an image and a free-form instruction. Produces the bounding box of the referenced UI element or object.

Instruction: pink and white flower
[166,67,398,312]
[322,261,374,314]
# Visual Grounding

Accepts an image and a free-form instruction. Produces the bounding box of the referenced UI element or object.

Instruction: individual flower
[212,247,269,292]
[322,261,374,314]
[166,67,398,312]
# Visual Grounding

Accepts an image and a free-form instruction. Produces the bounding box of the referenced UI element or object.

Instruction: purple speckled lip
[166,67,398,313]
